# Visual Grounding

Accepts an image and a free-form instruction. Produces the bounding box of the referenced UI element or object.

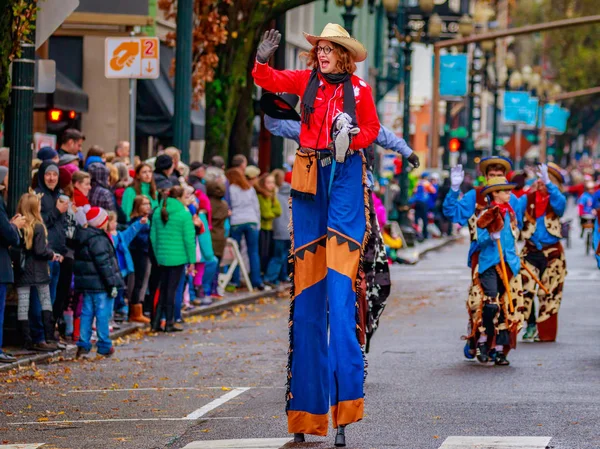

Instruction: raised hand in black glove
[407,152,420,168]
[256,29,281,64]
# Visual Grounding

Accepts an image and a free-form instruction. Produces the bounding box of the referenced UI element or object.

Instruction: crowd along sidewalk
[0,233,461,373]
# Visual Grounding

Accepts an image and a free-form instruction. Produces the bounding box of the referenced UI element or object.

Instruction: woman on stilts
[252,24,379,447]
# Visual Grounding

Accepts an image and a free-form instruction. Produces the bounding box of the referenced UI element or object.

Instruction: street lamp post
[324,0,377,37]
[384,0,441,227]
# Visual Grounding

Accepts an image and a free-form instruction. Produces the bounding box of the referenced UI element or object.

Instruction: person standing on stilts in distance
[443,157,525,360]
[252,23,379,447]
[519,163,567,342]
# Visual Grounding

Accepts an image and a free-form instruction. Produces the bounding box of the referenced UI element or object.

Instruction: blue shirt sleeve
[375,126,413,157]
[264,117,301,144]
[443,189,476,225]
[546,182,567,217]
[510,193,527,230]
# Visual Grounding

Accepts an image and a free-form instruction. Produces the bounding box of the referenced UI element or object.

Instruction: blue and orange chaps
[286,151,368,436]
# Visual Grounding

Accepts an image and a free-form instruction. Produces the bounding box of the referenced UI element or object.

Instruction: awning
[136,44,205,140]
[34,69,89,113]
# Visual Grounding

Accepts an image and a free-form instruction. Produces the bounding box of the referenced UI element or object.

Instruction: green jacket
[150,198,197,266]
[122,183,159,219]
[258,194,282,231]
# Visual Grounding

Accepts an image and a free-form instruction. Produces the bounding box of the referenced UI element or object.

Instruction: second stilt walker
[252,24,379,446]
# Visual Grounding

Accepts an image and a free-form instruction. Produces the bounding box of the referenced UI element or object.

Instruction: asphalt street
[1,215,599,449]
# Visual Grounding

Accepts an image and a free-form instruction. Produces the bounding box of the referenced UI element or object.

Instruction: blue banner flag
[502,91,530,124]
[439,54,468,98]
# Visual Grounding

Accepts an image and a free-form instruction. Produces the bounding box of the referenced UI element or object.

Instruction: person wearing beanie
[33,161,68,347]
[37,147,59,163]
[244,165,261,187]
[73,207,124,357]
[88,162,116,212]
[188,161,206,194]
[154,154,175,190]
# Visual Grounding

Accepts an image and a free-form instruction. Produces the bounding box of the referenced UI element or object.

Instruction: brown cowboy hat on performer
[303,23,368,62]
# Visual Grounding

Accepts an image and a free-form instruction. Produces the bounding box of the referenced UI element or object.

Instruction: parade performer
[475,177,523,365]
[252,25,379,447]
[443,157,524,360]
[519,163,567,342]
[259,93,420,354]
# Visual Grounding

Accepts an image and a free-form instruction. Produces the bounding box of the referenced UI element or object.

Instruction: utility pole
[5,31,35,216]
[172,0,193,164]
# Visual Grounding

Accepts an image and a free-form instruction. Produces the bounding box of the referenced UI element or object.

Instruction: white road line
[185,387,251,420]
[182,439,291,449]
[0,445,46,449]
[438,436,552,449]
[8,417,244,425]
[68,386,280,393]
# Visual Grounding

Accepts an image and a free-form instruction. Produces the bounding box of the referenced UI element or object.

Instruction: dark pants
[0,284,6,353]
[54,257,74,320]
[414,201,429,239]
[157,265,185,324]
[479,266,509,347]
[130,252,151,306]
[264,239,291,283]
[259,229,274,273]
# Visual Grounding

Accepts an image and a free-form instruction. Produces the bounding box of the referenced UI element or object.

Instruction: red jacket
[252,62,380,151]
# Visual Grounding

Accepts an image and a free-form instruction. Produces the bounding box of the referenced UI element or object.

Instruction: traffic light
[449,138,462,153]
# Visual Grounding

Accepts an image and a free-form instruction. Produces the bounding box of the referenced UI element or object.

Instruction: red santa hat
[86,207,109,229]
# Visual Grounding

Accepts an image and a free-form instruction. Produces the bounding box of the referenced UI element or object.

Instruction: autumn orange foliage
[157,0,230,105]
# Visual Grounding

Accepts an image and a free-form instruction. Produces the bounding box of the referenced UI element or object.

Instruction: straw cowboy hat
[303,23,367,62]
[481,176,516,196]
[547,162,565,186]
[479,155,513,175]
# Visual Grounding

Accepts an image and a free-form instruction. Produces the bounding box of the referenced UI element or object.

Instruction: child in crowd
[256,173,281,273]
[207,180,229,297]
[107,211,149,322]
[264,170,290,286]
[74,207,124,357]
[14,192,63,351]
[382,223,402,263]
[128,196,153,323]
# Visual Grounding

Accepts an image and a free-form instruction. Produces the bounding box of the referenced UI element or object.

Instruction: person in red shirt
[252,24,379,447]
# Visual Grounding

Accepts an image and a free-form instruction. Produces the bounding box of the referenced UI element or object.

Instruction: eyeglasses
[316,46,333,55]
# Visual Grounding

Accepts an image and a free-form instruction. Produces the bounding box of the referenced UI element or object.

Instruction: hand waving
[450,164,464,191]
[256,30,281,64]
[537,163,550,185]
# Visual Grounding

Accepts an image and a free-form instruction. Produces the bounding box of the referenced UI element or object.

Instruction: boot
[335,425,346,447]
[293,433,305,443]
[17,320,33,350]
[42,310,60,345]
[164,322,184,333]
[152,304,164,332]
[129,304,150,324]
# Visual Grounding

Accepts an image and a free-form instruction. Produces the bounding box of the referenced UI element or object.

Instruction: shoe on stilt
[293,433,305,443]
[335,425,346,447]
[522,323,537,342]
[494,352,510,366]
[476,343,489,364]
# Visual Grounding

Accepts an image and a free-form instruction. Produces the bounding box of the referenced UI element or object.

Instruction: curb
[0,286,286,373]
[417,235,461,258]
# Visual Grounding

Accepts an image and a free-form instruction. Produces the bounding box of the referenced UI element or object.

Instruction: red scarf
[73,188,90,207]
[491,201,514,219]
[534,190,549,219]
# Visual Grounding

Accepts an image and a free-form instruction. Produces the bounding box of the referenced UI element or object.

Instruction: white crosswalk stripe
[438,436,552,448]
[181,439,291,449]
[0,445,46,449]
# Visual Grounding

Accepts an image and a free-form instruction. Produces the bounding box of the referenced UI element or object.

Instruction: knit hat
[0,166,7,190]
[37,146,58,161]
[45,164,59,175]
[86,207,109,229]
[155,154,173,172]
[59,153,79,166]
[59,167,73,190]
[190,161,205,173]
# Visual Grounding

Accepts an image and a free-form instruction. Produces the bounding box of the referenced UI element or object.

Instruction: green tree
[159,0,315,162]
[0,0,37,123]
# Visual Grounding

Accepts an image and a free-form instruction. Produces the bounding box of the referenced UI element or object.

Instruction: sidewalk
[0,285,288,373]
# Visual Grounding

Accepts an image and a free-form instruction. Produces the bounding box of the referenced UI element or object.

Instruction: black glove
[256,29,281,64]
[407,152,420,168]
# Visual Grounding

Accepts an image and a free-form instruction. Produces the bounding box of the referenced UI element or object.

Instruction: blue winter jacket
[113,219,149,278]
